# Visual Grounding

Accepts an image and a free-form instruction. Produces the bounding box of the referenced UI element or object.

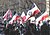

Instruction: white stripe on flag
[36,11,49,22]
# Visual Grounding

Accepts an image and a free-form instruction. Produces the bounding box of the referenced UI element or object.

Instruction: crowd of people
[3,20,50,35]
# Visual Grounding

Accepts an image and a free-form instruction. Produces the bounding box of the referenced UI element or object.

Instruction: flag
[3,9,9,18]
[26,3,40,21]
[9,13,20,24]
[3,9,12,21]
[41,11,49,21]
[9,10,12,18]
[9,13,17,24]
[31,3,40,15]
[36,11,49,26]
[3,10,9,21]
[27,3,40,16]
[36,11,49,22]
[21,12,26,23]
[29,17,35,24]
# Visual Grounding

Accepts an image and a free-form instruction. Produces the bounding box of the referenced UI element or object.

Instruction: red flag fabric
[26,3,40,21]
[9,13,20,24]
[36,11,49,22]
[27,3,40,16]
[3,9,12,21]
[41,14,48,21]
[15,16,20,21]
[32,9,40,16]
[10,10,12,18]
[21,12,26,23]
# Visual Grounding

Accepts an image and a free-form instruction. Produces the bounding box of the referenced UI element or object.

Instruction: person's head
[14,11,16,15]
[43,21,47,25]
[28,20,30,23]
[12,26,15,30]
[47,20,50,23]
[38,21,40,24]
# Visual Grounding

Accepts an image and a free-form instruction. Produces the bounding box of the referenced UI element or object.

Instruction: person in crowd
[41,21,49,35]
[4,28,9,35]
[24,20,36,35]
[15,29,20,35]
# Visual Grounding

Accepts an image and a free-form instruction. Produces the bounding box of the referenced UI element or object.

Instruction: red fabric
[3,9,12,20]
[32,9,40,16]
[14,16,20,21]
[39,14,48,21]
[10,10,12,18]
[22,16,26,23]
[42,14,48,21]
[26,10,40,21]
